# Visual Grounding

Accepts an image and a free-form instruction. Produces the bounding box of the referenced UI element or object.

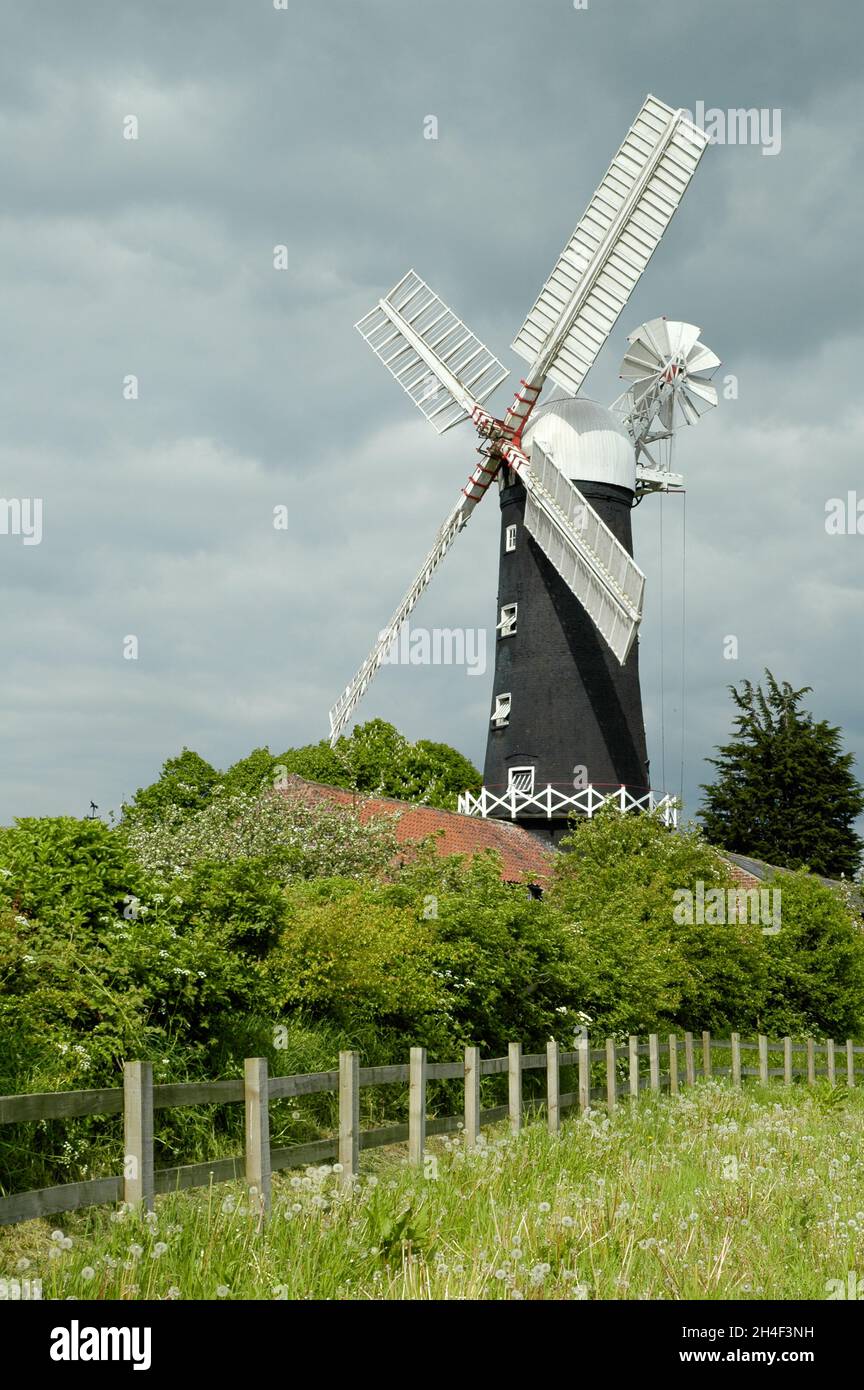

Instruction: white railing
[457,783,678,826]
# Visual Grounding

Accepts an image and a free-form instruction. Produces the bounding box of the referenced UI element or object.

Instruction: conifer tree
[699,671,864,878]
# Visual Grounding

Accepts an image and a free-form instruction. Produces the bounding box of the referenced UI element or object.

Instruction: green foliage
[760,870,864,1038]
[275,719,481,810]
[121,789,400,885]
[699,671,864,878]
[545,808,766,1034]
[0,816,146,933]
[266,879,450,1053]
[121,722,482,827]
[123,749,221,826]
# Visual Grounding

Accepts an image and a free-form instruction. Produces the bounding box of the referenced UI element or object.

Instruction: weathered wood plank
[338,1051,359,1186]
[668,1035,678,1095]
[606,1038,617,1112]
[649,1034,660,1091]
[124,1061,153,1213]
[784,1037,793,1086]
[730,1034,741,1088]
[629,1036,639,1100]
[702,1030,711,1079]
[508,1042,522,1134]
[244,1057,270,1215]
[0,1088,123,1125]
[684,1032,695,1087]
[409,1047,426,1166]
[758,1035,769,1085]
[269,1071,338,1100]
[153,1080,244,1109]
[464,1046,480,1149]
[547,1039,560,1134]
[578,1036,590,1111]
[155,1155,246,1193]
[0,1175,122,1227]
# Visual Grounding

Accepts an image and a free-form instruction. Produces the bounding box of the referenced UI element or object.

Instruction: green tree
[545,807,768,1034]
[123,749,220,826]
[276,719,481,810]
[0,816,147,933]
[699,672,864,878]
[757,871,864,1037]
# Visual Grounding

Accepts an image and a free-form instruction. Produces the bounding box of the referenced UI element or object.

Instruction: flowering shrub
[121,790,401,885]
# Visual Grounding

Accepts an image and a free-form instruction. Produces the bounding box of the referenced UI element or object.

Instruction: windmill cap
[522,397,635,491]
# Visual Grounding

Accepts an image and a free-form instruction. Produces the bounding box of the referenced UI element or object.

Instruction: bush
[0,816,147,934]
[760,871,864,1038]
[545,809,768,1035]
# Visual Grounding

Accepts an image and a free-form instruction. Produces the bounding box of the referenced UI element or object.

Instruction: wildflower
[128,1244,144,1260]
[16,1258,31,1272]
[166,1287,181,1300]
[222,1195,236,1214]
[333,1163,344,1174]
[511,1289,524,1299]
[152,1243,168,1258]
[80,1267,96,1282]
[50,1230,65,1244]
[215,1285,230,1298]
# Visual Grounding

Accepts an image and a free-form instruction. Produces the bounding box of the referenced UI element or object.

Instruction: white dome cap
[522,397,635,491]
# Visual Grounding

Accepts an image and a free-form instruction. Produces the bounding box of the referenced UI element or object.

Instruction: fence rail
[1,1031,861,1227]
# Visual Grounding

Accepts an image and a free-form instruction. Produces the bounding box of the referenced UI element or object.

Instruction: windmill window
[508,766,535,794]
[497,603,518,638]
[505,524,517,552]
[491,692,511,727]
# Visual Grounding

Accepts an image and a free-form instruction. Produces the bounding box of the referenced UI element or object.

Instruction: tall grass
[3,1080,864,1300]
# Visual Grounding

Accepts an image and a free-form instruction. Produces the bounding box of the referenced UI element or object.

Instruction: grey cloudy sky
[1,0,862,825]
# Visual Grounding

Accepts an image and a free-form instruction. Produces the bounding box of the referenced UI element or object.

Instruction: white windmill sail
[511,95,709,397]
[327,446,502,743]
[504,442,645,665]
[355,269,509,434]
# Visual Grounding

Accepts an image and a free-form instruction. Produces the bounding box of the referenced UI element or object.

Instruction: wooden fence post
[464,1046,481,1148]
[508,1042,522,1135]
[546,1039,560,1134]
[826,1039,836,1086]
[244,1057,271,1215]
[784,1037,792,1086]
[409,1047,427,1166]
[806,1038,815,1086]
[684,1032,695,1087]
[702,1030,712,1079]
[731,1033,741,1088]
[847,1040,856,1089]
[758,1035,768,1086]
[578,1034,590,1112]
[123,1061,154,1213]
[648,1034,660,1091]
[338,1050,359,1188]
[605,1038,617,1113]
[628,1035,639,1101]
[668,1035,678,1095]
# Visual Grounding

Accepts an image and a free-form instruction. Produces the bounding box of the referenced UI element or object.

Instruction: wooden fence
[1,1031,861,1227]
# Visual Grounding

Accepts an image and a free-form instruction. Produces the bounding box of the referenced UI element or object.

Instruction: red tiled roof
[278,775,555,884]
[723,860,762,891]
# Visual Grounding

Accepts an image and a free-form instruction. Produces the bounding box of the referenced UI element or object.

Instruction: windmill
[328,95,720,842]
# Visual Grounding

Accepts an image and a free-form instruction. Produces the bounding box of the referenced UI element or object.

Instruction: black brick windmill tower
[328,96,720,844]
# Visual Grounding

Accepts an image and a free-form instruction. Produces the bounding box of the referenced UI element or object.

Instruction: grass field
[3,1080,864,1301]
